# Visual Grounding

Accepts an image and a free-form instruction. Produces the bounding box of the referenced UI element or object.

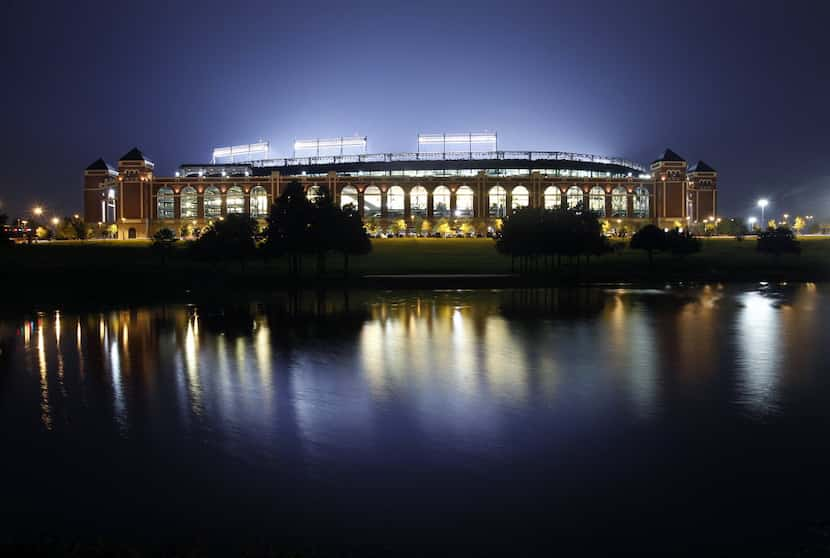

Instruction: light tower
[757,198,769,227]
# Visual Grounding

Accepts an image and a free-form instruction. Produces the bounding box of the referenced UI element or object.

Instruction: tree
[151,228,177,267]
[757,227,801,256]
[665,228,701,257]
[264,181,314,275]
[194,214,258,269]
[792,216,806,235]
[630,224,667,265]
[496,205,609,273]
[767,219,777,231]
[334,204,372,276]
[306,185,339,275]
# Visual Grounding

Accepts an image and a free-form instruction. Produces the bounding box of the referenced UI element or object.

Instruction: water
[1,285,829,554]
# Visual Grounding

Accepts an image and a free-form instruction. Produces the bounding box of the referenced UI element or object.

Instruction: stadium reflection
[1,285,829,549]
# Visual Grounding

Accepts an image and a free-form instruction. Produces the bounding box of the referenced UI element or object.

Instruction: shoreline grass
[1,237,828,303]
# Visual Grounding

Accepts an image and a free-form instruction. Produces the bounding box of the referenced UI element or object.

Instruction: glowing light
[33,206,43,216]
[757,198,769,209]
[212,141,270,163]
[294,136,367,155]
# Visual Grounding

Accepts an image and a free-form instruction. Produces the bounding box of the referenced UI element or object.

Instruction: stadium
[83,134,718,239]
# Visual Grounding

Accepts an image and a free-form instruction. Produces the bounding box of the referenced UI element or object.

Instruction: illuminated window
[364,186,382,217]
[410,186,428,216]
[433,186,450,217]
[250,186,268,217]
[589,186,606,216]
[512,185,529,209]
[544,186,561,209]
[633,186,649,218]
[156,186,174,219]
[387,186,405,217]
[340,186,358,210]
[180,186,197,219]
[204,186,222,218]
[488,185,506,217]
[456,185,474,217]
[566,185,583,209]
[226,186,244,214]
[612,186,628,217]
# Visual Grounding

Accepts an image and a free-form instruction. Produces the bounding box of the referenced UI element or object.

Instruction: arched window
[410,186,428,216]
[566,185,583,209]
[589,186,606,216]
[307,184,322,202]
[512,185,529,210]
[340,186,358,210]
[226,186,244,214]
[433,186,450,217]
[364,186,382,217]
[204,186,222,218]
[456,185,474,217]
[157,186,174,219]
[611,186,628,217]
[387,186,405,217]
[180,186,197,219]
[544,186,561,209]
[488,185,506,217]
[633,186,649,218]
[250,186,268,217]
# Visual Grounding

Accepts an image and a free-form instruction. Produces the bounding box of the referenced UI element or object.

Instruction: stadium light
[757,198,769,224]
[212,142,270,164]
[293,137,367,157]
[418,132,497,154]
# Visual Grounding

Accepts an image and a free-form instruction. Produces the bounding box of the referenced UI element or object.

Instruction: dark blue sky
[1,0,828,220]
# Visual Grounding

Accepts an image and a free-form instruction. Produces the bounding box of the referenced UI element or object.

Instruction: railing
[187,151,647,173]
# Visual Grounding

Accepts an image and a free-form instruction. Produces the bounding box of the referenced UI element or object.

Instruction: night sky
[1,0,828,220]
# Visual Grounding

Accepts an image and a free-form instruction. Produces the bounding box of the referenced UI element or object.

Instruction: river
[1,285,828,555]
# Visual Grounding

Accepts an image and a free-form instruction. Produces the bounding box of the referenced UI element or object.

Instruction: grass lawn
[2,237,829,300]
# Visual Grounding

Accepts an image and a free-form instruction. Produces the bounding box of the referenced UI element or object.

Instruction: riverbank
[1,237,828,302]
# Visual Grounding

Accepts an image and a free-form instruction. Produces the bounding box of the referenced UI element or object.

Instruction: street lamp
[748,216,758,231]
[757,198,768,225]
[33,206,43,217]
[51,217,60,226]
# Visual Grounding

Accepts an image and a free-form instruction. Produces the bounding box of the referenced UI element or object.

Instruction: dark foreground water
[1,285,829,555]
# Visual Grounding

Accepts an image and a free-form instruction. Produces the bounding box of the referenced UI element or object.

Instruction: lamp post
[748,216,758,232]
[757,198,769,227]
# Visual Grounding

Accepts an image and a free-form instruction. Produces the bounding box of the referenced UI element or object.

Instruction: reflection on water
[1,284,829,549]
[1,285,826,438]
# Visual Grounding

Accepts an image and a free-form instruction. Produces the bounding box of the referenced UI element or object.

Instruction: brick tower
[686,161,718,223]
[83,158,117,224]
[117,147,155,238]
[650,149,687,226]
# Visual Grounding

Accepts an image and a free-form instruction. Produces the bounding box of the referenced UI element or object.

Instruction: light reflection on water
[1,285,826,439]
[1,284,829,548]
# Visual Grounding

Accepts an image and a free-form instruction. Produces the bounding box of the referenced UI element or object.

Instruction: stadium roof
[688,160,716,173]
[85,158,115,172]
[120,147,152,163]
[651,148,685,164]
[180,150,648,178]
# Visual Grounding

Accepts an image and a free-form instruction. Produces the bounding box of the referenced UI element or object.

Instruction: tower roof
[651,148,685,165]
[85,157,115,172]
[688,160,716,173]
[119,147,151,163]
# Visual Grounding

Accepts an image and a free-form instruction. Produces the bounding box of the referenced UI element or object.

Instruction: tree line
[183,181,371,275]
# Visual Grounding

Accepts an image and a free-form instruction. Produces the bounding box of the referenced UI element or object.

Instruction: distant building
[83,144,717,239]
